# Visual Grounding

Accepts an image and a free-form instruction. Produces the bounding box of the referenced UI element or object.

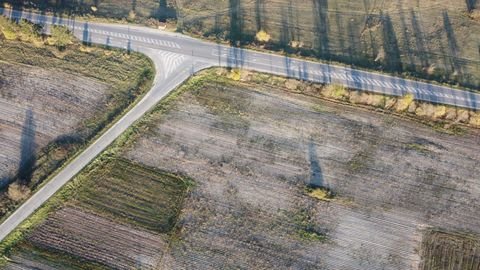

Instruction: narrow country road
[0,7,479,242]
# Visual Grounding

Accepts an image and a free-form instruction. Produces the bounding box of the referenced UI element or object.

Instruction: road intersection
[0,7,479,242]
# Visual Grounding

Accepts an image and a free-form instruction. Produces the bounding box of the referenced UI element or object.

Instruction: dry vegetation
[176,0,480,88]
[5,0,480,88]
[1,157,192,269]
[0,17,154,219]
[2,0,177,24]
[72,158,192,232]
[4,69,479,269]
[419,230,480,270]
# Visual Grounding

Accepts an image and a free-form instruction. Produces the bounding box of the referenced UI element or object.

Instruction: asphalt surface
[0,8,479,242]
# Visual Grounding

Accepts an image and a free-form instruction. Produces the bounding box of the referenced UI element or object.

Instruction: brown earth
[124,76,480,269]
[25,207,169,270]
[0,62,109,187]
[4,71,480,269]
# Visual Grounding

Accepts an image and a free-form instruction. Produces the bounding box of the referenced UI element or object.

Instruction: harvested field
[5,244,109,270]
[4,71,480,269]
[2,158,191,269]
[419,230,480,270]
[0,17,154,219]
[2,0,176,23]
[26,207,168,270]
[123,72,480,269]
[0,61,109,187]
[73,158,191,232]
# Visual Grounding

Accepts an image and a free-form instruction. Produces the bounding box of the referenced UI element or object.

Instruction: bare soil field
[2,158,191,269]
[3,70,480,269]
[0,17,154,219]
[125,72,480,269]
[0,61,109,188]
[24,207,169,270]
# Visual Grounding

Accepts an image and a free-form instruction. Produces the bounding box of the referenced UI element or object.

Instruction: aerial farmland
[0,1,479,270]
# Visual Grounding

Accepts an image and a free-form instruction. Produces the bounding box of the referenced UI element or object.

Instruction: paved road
[2,8,480,109]
[0,7,479,242]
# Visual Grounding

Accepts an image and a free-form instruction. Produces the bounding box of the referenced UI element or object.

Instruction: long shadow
[228,0,243,46]
[18,109,36,185]
[255,0,265,31]
[466,0,478,12]
[279,6,290,49]
[154,0,177,21]
[398,3,415,71]
[333,2,346,62]
[411,10,430,68]
[131,0,137,12]
[347,18,358,66]
[381,13,402,73]
[312,0,329,59]
[442,11,463,78]
[82,21,90,45]
[308,138,324,188]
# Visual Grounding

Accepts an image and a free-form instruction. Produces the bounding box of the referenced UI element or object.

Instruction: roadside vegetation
[0,16,154,222]
[4,0,480,90]
[2,68,479,269]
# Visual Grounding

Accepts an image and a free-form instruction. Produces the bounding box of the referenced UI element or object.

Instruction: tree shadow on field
[255,0,265,31]
[381,13,402,73]
[398,2,415,71]
[18,109,36,185]
[312,0,330,59]
[466,0,478,12]
[442,11,463,78]
[229,0,243,46]
[308,138,325,188]
[154,0,177,21]
[411,10,430,68]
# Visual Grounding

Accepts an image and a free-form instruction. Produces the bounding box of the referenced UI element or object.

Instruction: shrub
[255,30,271,43]
[48,25,73,50]
[395,93,414,112]
[7,183,31,202]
